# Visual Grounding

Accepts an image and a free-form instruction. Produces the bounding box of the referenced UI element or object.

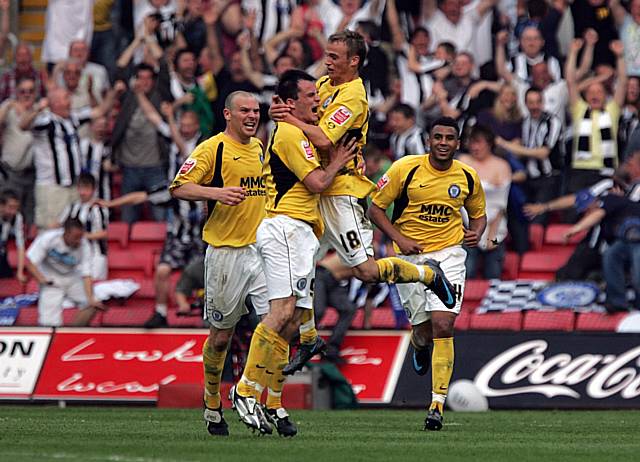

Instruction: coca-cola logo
[474,340,640,400]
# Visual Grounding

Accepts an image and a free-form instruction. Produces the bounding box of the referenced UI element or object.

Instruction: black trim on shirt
[268,125,299,207]
[207,142,225,218]
[462,168,475,196]
[392,165,419,223]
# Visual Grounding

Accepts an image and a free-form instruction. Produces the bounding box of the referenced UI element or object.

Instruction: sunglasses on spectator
[17,87,35,95]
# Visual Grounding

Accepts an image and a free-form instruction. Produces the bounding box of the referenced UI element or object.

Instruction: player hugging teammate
[172,30,487,437]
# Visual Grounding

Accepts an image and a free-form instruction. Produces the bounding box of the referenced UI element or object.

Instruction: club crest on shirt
[329,106,352,126]
[377,174,390,190]
[179,158,197,175]
[301,140,315,160]
[448,184,461,198]
[322,96,332,109]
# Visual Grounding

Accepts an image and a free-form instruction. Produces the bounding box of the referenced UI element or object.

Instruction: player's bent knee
[431,317,455,338]
[209,329,233,352]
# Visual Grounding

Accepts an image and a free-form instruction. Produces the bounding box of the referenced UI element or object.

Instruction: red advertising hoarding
[28,328,408,404]
[33,329,206,401]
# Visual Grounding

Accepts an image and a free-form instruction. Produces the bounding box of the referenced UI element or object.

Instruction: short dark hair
[356,20,379,42]
[273,54,294,69]
[409,26,430,42]
[430,117,459,137]
[0,189,19,205]
[328,30,367,70]
[524,87,543,101]
[436,41,456,58]
[173,48,195,69]
[469,124,495,150]
[63,217,84,232]
[78,173,96,188]
[389,103,416,120]
[135,63,157,79]
[276,69,316,102]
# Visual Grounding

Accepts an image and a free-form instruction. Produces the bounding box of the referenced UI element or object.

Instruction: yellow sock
[202,337,228,409]
[237,323,277,398]
[299,308,317,344]
[376,257,435,284]
[431,337,454,411]
[266,336,289,410]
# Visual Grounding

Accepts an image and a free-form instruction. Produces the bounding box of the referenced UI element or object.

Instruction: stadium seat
[501,252,520,280]
[0,279,26,298]
[544,224,586,247]
[522,310,575,331]
[107,222,129,249]
[102,305,155,326]
[15,307,38,326]
[468,312,522,330]
[318,307,338,329]
[369,308,396,329]
[455,310,471,330]
[464,279,490,301]
[130,221,167,241]
[575,312,630,331]
[129,221,167,253]
[108,249,154,279]
[131,278,156,300]
[529,223,544,251]
[62,308,80,325]
[518,249,573,280]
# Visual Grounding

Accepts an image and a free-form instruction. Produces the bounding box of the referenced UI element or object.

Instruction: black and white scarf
[575,107,616,176]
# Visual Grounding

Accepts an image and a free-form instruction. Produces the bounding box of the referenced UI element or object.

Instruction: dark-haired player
[272,31,457,375]
[369,117,487,431]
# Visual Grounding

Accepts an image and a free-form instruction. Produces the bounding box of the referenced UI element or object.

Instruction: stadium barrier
[1,328,639,409]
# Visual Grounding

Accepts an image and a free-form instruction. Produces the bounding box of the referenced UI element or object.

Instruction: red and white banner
[0,328,52,398]
[2,328,409,404]
[33,329,206,401]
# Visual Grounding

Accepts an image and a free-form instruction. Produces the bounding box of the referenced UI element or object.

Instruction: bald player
[170,91,268,437]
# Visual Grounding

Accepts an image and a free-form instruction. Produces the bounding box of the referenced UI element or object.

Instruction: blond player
[272,30,456,374]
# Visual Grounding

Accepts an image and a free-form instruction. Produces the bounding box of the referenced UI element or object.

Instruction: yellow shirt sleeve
[169,140,216,190]
[464,168,487,219]
[371,160,405,211]
[274,126,321,181]
[318,89,367,145]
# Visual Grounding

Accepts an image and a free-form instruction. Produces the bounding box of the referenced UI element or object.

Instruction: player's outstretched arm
[171,182,245,206]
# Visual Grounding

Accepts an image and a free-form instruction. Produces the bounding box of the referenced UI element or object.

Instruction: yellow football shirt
[170,132,265,248]
[371,155,486,254]
[264,122,324,237]
[316,76,375,198]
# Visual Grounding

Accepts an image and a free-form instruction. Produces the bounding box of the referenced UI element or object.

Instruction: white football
[447,380,489,412]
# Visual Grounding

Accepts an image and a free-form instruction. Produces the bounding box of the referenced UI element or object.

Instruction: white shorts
[396,245,466,325]
[318,195,374,267]
[92,253,108,281]
[204,244,268,329]
[256,215,319,309]
[38,276,89,327]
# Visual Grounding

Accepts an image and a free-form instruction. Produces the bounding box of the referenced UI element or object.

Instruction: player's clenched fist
[211,186,245,205]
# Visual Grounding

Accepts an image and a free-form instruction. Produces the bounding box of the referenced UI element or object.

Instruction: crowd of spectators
[1,0,640,324]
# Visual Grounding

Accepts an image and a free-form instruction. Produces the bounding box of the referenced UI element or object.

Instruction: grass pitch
[1,406,639,462]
